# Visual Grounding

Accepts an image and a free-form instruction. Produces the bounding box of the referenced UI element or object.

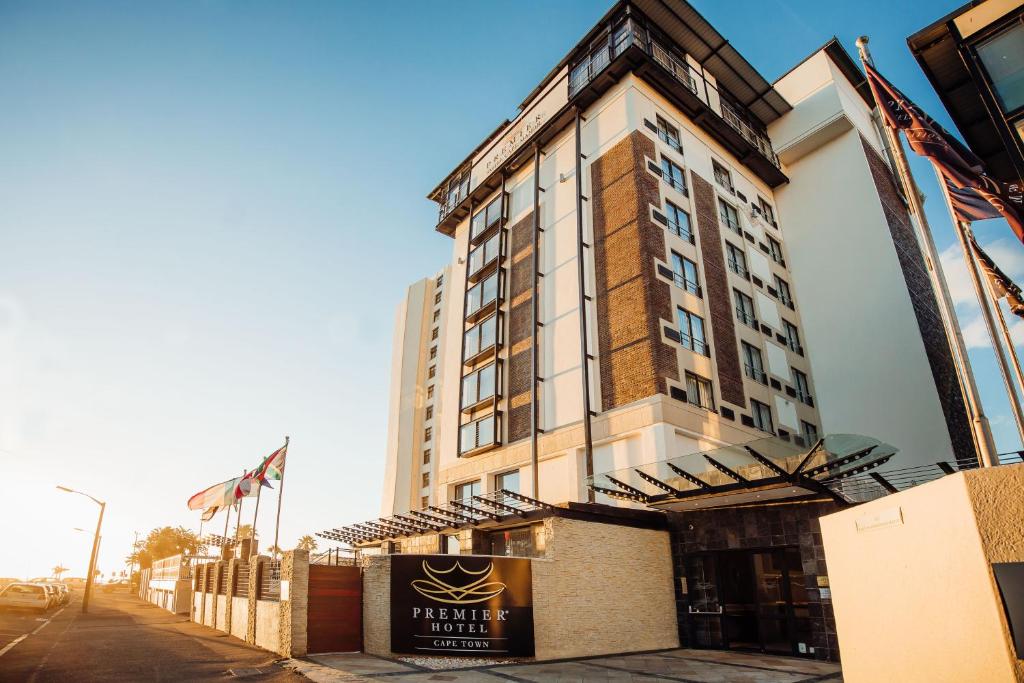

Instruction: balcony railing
[667,218,695,244]
[568,18,779,170]
[673,272,701,296]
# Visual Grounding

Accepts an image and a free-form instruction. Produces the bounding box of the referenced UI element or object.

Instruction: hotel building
[357,0,981,663]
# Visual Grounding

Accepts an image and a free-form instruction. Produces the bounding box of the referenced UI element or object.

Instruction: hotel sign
[470,67,569,192]
[390,554,534,657]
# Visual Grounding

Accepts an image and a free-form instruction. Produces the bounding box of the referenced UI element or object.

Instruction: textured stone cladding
[668,502,841,662]
[591,131,680,410]
[690,172,746,407]
[507,210,536,442]
[860,137,977,465]
[361,555,391,656]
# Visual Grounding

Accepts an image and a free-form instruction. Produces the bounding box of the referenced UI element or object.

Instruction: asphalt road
[0,589,300,681]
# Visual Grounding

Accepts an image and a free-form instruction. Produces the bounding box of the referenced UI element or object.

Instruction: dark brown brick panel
[592,131,679,411]
[860,136,976,465]
[690,172,746,407]
[507,211,535,444]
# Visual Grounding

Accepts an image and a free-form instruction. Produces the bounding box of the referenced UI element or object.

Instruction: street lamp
[58,485,105,613]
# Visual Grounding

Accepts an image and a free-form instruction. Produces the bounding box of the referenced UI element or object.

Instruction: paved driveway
[285,649,842,682]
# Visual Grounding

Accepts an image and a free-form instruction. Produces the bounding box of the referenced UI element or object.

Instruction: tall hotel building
[365,0,978,662]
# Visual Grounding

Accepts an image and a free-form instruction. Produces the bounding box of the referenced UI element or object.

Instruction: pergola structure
[315,490,555,546]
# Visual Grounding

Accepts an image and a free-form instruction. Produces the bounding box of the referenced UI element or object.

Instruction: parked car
[0,583,50,613]
[39,584,60,609]
[53,584,70,605]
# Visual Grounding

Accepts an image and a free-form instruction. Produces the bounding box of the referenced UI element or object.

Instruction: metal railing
[234,563,249,598]
[259,561,280,601]
[681,333,709,356]
[673,273,700,296]
[667,219,695,244]
[736,307,757,328]
[744,364,768,384]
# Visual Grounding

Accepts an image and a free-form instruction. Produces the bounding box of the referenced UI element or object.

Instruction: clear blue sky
[1,0,1020,580]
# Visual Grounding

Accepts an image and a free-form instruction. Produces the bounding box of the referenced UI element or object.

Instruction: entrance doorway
[684,547,812,657]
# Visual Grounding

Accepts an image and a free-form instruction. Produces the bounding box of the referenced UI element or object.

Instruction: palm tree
[265,544,281,556]
[296,535,318,552]
[52,564,68,580]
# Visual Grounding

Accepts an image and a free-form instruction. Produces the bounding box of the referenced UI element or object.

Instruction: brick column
[224,559,237,635]
[278,550,309,657]
[246,556,264,645]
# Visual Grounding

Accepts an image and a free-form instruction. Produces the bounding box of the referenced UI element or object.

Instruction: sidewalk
[284,648,843,682]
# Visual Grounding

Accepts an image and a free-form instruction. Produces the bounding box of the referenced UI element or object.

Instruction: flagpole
[249,477,263,559]
[233,469,245,549]
[933,167,1024,451]
[222,500,232,558]
[987,273,1024,430]
[272,436,289,560]
[857,36,998,468]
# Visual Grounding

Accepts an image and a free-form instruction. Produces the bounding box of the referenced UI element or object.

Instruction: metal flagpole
[233,469,245,546]
[272,436,289,560]
[934,167,1024,449]
[989,283,1024,414]
[857,36,998,467]
[249,476,263,558]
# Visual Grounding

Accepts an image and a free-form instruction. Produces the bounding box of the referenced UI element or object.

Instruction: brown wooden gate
[307,565,362,653]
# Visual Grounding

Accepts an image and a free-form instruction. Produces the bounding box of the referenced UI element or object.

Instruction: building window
[801,420,819,446]
[454,479,482,501]
[435,292,442,305]
[757,197,776,225]
[427,385,434,399]
[428,365,436,379]
[425,405,433,421]
[677,307,708,355]
[433,310,440,323]
[445,170,470,214]
[461,362,499,408]
[742,341,767,384]
[976,23,1024,114]
[431,327,439,340]
[775,275,793,308]
[767,235,785,267]
[470,195,503,240]
[495,469,520,494]
[464,315,499,359]
[429,346,437,359]
[459,414,499,455]
[465,272,500,318]
[751,400,774,433]
[468,232,501,278]
[783,320,803,355]
[422,472,430,488]
[436,274,444,287]
[719,198,741,234]
[713,160,734,193]
[660,156,687,195]
[423,449,431,464]
[734,289,756,328]
[421,496,429,509]
[685,372,714,410]
[656,115,682,152]
[489,526,537,558]
[665,201,694,242]
[671,251,700,295]
[793,368,812,405]
[424,427,432,441]
[726,242,748,278]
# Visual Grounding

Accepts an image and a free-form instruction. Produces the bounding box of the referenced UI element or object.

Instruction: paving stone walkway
[283,648,843,682]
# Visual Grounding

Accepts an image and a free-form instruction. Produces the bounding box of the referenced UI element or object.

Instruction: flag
[969,234,1024,319]
[251,443,288,482]
[201,506,219,522]
[234,470,262,499]
[187,478,235,511]
[864,62,1024,243]
[946,180,1001,224]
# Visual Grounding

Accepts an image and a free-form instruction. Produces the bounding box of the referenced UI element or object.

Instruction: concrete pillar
[224,559,237,635]
[279,550,309,657]
[245,556,265,645]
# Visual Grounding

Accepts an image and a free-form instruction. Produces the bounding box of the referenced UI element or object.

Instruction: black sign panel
[993,562,1024,658]
[390,554,534,657]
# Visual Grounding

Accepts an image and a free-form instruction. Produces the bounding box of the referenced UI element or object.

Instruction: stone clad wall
[362,555,391,656]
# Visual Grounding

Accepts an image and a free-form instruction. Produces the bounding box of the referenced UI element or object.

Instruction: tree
[265,544,281,556]
[52,565,69,580]
[236,524,257,540]
[126,527,204,570]
[296,535,318,552]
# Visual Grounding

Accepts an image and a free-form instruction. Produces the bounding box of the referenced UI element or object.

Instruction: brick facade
[690,172,746,407]
[668,501,841,662]
[592,131,679,410]
[507,210,536,443]
[860,137,977,465]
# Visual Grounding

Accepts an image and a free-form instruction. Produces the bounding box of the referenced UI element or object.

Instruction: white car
[0,583,50,613]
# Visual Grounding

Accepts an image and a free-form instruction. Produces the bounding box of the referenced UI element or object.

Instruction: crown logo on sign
[410,560,507,604]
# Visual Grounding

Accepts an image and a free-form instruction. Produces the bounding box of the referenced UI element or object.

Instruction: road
[0,589,300,681]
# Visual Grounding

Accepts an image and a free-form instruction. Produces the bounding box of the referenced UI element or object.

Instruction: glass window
[455,480,481,502]
[431,327,439,340]
[783,320,802,355]
[719,199,741,233]
[665,201,693,242]
[775,275,793,308]
[977,23,1024,114]
[436,274,444,287]
[742,342,767,384]
[468,232,501,276]
[421,496,429,509]
[425,405,433,420]
[671,251,700,295]
[767,236,785,266]
[726,243,748,277]
[660,156,687,194]
[427,384,434,398]
[433,310,440,322]
[430,346,437,359]
[471,195,504,240]
[466,272,500,317]
[656,115,682,152]
[424,427,432,441]
[489,526,537,558]
[462,362,498,408]
[459,415,498,454]
[422,472,430,487]
[752,399,774,433]
[685,372,714,410]
[464,315,498,358]
[428,365,436,378]
[734,289,756,327]
[793,368,811,404]
[423,449,431,464]
[435,292,442,305]
[757,197,775,224]
[713,161,734,192]
[677,307,708,355]
[495,469,520,494]
[800,420,819,445]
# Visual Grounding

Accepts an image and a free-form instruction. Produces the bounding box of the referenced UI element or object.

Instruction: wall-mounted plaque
[391,554,534,657]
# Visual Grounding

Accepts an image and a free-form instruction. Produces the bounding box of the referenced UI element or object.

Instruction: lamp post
[58,486,105,613]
